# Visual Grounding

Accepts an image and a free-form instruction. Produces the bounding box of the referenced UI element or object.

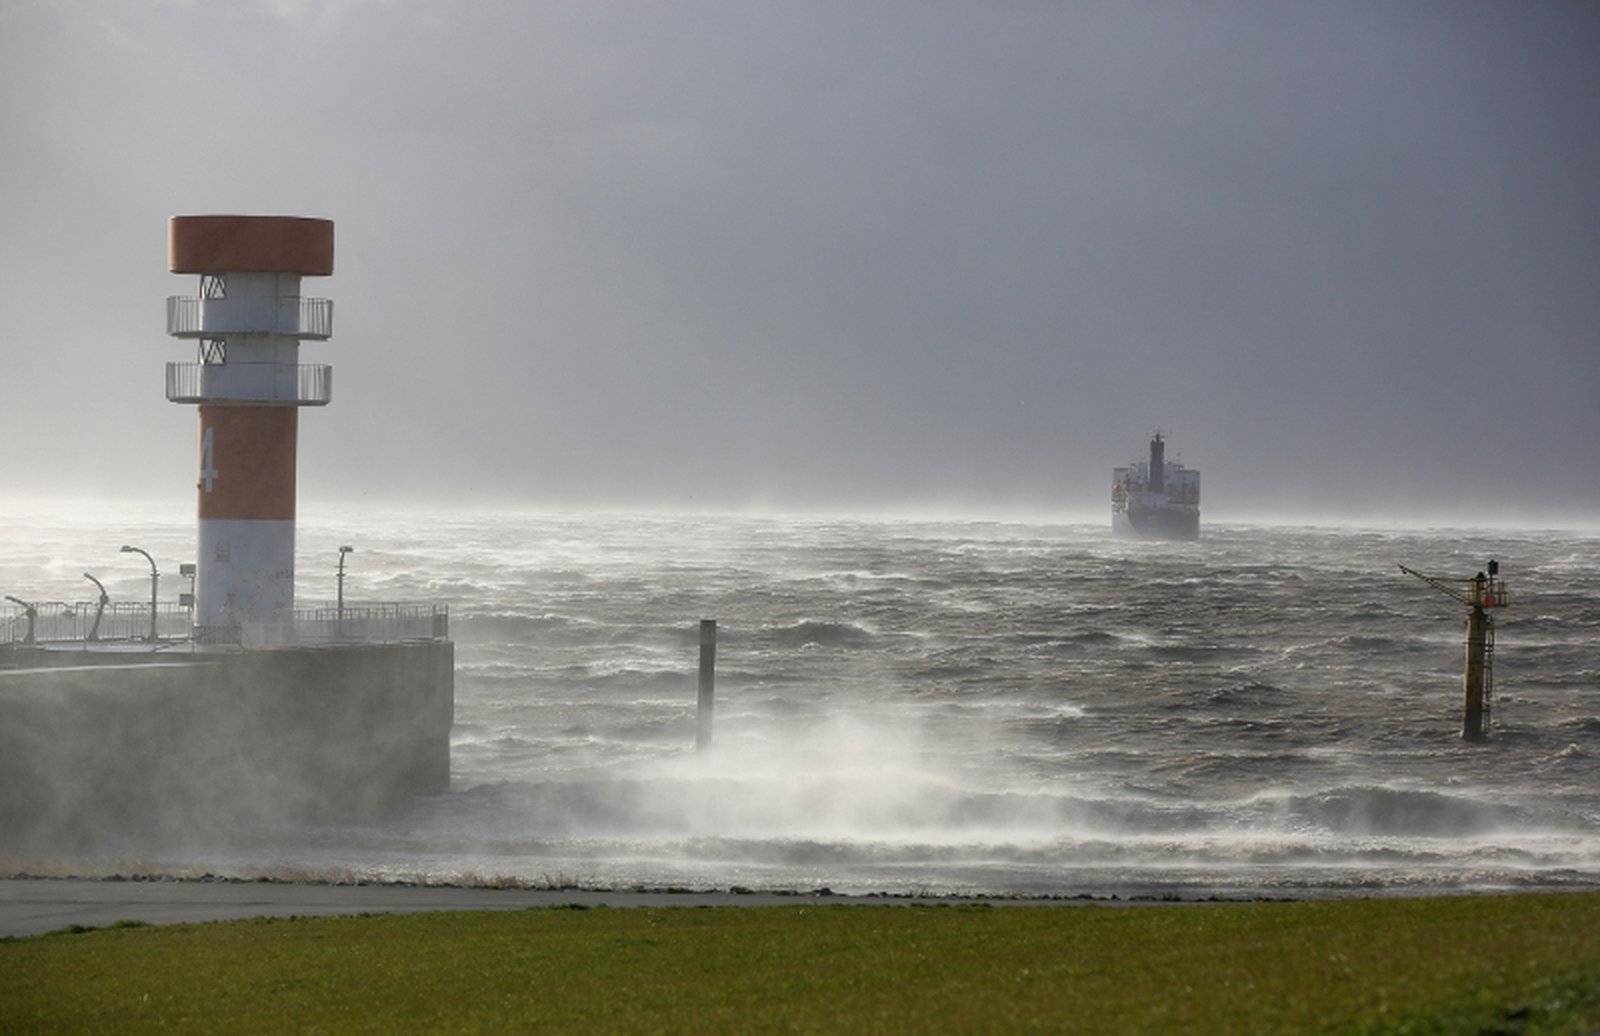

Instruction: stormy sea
[4,502,1598,900]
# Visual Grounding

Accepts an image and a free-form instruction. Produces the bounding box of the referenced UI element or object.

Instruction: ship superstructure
[1112,432,1200,540]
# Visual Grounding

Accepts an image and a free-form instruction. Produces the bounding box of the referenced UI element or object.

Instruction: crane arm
[1398,564,1475,606]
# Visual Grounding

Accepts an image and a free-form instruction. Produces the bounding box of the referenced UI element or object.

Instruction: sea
[4,502,1599,900]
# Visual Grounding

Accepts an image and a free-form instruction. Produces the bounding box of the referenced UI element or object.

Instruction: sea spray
[4,505,1599,896]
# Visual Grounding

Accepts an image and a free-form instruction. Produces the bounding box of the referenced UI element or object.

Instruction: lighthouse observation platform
[166,294,333,339]
[165,361,333,406]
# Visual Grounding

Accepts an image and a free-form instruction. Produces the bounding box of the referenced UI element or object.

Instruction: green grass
[4,893,1600,1033]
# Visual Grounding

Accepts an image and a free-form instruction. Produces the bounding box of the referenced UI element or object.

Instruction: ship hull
[1113,506,1200,541]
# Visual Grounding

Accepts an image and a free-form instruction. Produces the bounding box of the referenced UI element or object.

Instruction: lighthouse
[165,215,334,638]
[0,216,451,850]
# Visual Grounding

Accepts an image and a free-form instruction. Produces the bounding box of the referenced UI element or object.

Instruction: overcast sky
[2,0,1597,524]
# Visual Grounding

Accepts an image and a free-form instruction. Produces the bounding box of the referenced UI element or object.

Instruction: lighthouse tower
[165,215,334,637]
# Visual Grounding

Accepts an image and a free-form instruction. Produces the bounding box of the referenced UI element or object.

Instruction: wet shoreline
[0,873,1238,938]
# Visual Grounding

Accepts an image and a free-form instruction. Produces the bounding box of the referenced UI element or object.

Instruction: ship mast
[1148,432,1165,494]
[1398,560,1507,741]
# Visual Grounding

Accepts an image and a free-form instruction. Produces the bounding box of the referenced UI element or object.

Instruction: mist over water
[5,505,1599,898]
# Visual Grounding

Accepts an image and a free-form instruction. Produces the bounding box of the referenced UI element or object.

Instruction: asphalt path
[0,879,849,937]
[0,879,1123,938]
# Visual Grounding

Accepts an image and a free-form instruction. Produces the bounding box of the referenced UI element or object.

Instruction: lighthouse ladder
[1481,613,1495,734]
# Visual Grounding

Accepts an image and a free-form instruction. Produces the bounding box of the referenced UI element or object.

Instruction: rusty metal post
[697,619,716,751]
[1463,605,1488,741]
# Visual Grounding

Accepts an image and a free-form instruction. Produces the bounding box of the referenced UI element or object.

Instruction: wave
[1204,681,1286,705]
[762,620,880,649]
[1268,786,1530,837]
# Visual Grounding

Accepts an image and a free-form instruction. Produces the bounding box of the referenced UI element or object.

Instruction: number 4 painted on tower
[200,426,219,492]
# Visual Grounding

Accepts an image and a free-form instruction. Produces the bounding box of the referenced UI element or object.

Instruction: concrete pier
[0,642,453,856]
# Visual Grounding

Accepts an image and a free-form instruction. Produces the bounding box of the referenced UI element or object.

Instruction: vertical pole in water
[697,619,717,751]
[1463,605,1487,741]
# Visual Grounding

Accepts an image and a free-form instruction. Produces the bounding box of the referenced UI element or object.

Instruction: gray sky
[3,0,1597,523]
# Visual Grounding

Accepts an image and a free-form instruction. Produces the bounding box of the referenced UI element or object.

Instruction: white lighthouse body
[166,215,334,638]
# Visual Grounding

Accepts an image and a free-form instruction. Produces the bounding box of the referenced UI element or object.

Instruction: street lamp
[4,595,37,645]
[82,572,109,642]
[336,546,355,622]
[120,545,159,643]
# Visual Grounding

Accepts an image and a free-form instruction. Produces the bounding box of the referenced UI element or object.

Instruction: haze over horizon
[3,2,1597,526]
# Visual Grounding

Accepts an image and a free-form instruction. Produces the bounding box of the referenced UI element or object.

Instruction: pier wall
[0,642,453,857]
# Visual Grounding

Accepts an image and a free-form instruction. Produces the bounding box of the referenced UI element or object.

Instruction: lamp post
[83,572,109,642]
[337,546,354,624]
[120,545,159,643]
[4,595,37,645]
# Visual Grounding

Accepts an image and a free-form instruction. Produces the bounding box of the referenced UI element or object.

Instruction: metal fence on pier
[199,603,451,649]
[2,600,448,652]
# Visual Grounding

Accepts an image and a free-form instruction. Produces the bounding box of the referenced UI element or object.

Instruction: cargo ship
[1112,432,1200,540]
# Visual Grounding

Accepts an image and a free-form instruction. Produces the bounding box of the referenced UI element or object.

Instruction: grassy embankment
[4,891,1600,1033]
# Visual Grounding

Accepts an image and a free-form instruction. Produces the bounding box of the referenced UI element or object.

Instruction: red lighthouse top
[169,215,334,276]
